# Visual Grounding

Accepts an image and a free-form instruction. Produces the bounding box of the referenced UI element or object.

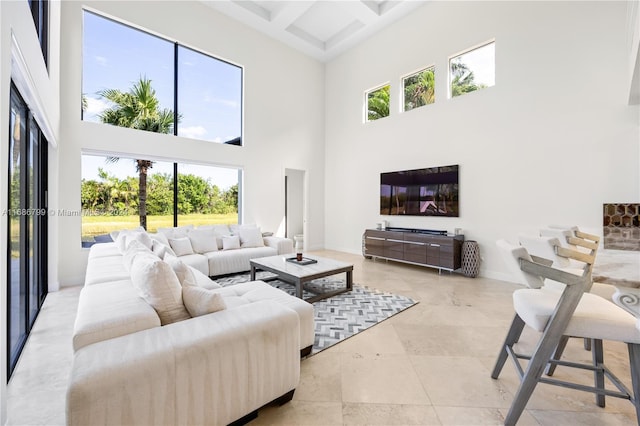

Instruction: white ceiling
[202,1,427,62]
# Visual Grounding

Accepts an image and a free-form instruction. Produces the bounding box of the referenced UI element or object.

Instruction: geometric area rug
[214,271,419,356]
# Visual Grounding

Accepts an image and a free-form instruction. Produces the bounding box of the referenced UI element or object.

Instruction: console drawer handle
[366,237,385,241]
[430,244,441,247]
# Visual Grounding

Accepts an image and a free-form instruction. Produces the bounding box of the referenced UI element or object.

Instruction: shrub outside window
[366,85,390,122]
[403,67,435,112]
[80,153,239,246]
[450,41,495,98]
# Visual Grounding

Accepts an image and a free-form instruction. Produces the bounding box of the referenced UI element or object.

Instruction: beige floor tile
[410,355,514,408]
[340,353,431,405]
[342,402,441,425]
[528,409,636,426]
[295,352,342,402]
[393,323,507,357]
[253,401,343,425]
[330,319,407,355]
[433,406,541,426]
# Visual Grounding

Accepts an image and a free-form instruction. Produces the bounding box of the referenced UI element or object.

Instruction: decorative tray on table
[286,257,318,265]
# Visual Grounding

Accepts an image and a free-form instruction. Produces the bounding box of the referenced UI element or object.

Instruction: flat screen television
[380,165,459,217]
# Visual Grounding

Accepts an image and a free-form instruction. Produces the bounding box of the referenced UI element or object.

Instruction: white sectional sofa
[67,228,315,426]
[147,224,294,277]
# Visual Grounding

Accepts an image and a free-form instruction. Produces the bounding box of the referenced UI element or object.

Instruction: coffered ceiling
[202,1,427,62]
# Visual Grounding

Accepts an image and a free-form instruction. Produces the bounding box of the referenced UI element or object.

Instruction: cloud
[83,96,109,121]
[95,56,108,67]
[178,126,208,139]
[203,95,239,108]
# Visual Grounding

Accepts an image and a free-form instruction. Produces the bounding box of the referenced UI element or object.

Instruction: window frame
[82,9,244,145]
[29,0,49,68]
[401,65,436,113]
[448,40,495,99]
[80,152,242,246]
[364,83,391,123]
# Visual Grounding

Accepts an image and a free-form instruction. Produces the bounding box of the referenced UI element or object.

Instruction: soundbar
[385,227,448,235]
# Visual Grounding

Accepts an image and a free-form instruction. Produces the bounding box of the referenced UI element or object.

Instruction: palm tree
[98,76,176,229]
[404,68,435,110]
[367,86,390,121]
[450,60,484,97]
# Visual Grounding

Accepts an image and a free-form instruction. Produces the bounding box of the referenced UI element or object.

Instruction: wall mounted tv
[380,165,459,217]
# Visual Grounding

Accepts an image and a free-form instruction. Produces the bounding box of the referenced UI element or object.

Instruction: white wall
[324,1,640,281]
[57,1,326,286]
[0,0,61,422]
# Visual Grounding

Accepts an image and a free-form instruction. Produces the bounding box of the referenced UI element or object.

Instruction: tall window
[449,41,495,98]
[82,10,243,145]
[81,154,239,246]
[366,84,390,122]
[29,0,49,66]
[8,83,48,378]
[403,67,435,112]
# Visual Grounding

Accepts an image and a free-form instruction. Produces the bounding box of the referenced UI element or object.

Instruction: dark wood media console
[363,228,464,273]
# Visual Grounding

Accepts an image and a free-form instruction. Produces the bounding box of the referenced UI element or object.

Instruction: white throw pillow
[229,223,256,235]
[157,225,194,239]
[149,232,170,247]
[173,225,194,238]
[222,235,241,250]
[163,254,192,285]
[188,228,218,254]
[115,229,152,253]
[181,277,227,317]
[129,255,191,325]
[151,239,176,258]
[238,226,264,248]
[123,240,156,272]
[127,231,153,250]
[210,225,231,249]
[169,237,195,257]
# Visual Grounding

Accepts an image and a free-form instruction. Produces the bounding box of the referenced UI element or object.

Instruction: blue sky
[82,10,242,143]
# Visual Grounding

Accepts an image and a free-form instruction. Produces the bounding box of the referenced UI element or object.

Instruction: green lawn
[82,213,238,241]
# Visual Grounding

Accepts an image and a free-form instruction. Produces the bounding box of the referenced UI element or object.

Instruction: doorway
[284,169,305,241]
[7,82,48,379]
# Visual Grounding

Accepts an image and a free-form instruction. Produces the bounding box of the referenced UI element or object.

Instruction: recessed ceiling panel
[292,1,356,43]
[203,0,427,62]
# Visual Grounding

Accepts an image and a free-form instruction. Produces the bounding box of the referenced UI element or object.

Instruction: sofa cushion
[169,237,195,257]
[87,242,121,259]
[206,246,277,276]
[175,253,209,277]
[188,228,218,254]
[222,235,241,250]
[238,227,265,248]
[158,225,194,239]
[85,255,130,286]
[115,229,153,253]
[151,239,176,258]
[130,255,191,325]
[73,280,161,351]
[164,254,220,289]
[209,225,232,249]
[223,281,315,349]
[182,276,227,317]
[123,240,156,272]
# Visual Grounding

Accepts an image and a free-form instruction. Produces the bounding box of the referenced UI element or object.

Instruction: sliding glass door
[7,83,48,379]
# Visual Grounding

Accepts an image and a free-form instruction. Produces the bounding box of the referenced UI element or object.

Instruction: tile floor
[7,250,638,425]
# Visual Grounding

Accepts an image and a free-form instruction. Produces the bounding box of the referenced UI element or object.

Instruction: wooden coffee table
[250,254,353,303]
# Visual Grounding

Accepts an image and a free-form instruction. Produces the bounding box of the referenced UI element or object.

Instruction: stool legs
[629,343,640,425]
[491,314,525,379]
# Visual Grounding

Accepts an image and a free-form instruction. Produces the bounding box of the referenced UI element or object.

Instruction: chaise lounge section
[67,227,315,425]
